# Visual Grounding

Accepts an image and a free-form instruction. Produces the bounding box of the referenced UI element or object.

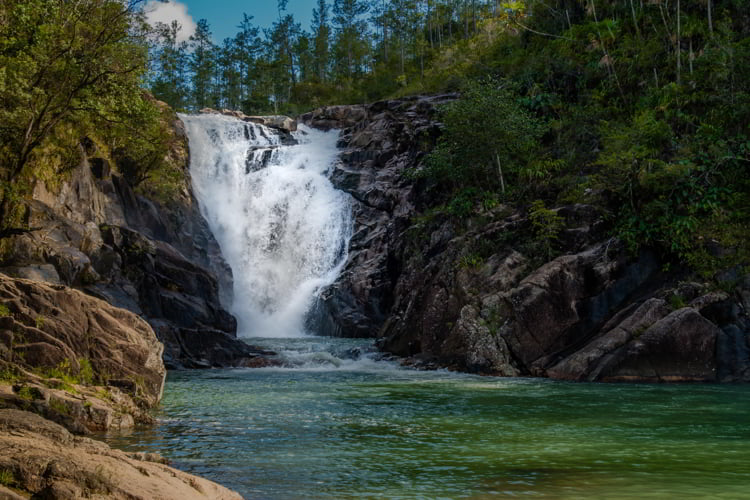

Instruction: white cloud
[144,1,197,43]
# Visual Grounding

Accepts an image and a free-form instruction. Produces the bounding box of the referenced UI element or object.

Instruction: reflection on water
[101,338,750,499]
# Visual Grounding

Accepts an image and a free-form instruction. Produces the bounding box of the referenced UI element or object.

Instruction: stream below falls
[105,114,750,498]
[102,337,750,499]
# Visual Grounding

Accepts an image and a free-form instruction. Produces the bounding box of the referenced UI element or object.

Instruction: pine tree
[332,0,370,78]
[189,19,216,110]
[312,0,331,81]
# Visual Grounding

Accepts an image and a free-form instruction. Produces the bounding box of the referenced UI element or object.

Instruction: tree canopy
[0,0,170,233]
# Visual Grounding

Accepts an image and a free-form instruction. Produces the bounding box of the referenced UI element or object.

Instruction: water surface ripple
[103,338,750,499]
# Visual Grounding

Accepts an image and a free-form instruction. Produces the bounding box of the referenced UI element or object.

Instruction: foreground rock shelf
[0,273,244,498]
[0,409,241,499]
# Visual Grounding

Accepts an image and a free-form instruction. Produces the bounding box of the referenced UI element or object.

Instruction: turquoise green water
[103,338,750,499]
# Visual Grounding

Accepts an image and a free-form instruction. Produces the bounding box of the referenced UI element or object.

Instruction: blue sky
[144,0,319,43]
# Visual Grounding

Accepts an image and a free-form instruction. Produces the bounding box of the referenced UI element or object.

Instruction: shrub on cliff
[421,79,544,196]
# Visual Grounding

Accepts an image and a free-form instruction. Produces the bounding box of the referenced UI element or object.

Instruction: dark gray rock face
[302,97,749,383]
[377,198,749,381]
[0,115,268,369]
[300,95,456,338]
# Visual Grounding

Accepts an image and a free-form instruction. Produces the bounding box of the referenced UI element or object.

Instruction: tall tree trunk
[496,153,505,194]
[689,38,694,75]
[464,0,469,38]
[676,0,681,85]
[629,0,641,38]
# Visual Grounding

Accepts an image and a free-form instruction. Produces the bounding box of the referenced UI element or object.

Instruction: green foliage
[34,316,44,329]
[0,365,20,383]
[0,304,10,317]
[97,388,113,401]
[38,358,95,390]
[0,469,15,487]
[668,293,687,310]
[101,97,184,205]
[398,0,750,280]
[529,200,565,261]
[459,253,484,270]
[422,79,543,195]
[78,358,95,386]
[0,0,166,232]
[16,385,43,402]
[49,397,70,415]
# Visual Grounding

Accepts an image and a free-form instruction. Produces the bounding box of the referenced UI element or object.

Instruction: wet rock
[201,107,298,133]
[439,305,519,375]
[499,245,660,375]
[546,298,671,381]
[303,95,456,338]
[152,321,275,369]
[0,264,61,285]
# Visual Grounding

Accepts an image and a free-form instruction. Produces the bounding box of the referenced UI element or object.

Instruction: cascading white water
[180,114,351,337]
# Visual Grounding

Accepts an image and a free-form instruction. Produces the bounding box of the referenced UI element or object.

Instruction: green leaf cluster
[0,0,172,232]
[406,0,750,279]
[422,79,543,194]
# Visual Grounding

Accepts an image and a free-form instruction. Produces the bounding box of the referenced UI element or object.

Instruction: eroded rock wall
[0,109,264,369]
[303,97,750,383]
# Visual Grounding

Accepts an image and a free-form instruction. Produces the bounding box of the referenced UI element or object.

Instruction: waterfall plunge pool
[102,337,750,499]
[122,116,750,498]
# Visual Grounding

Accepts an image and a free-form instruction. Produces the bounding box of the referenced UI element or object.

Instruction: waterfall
[180,114,351,338]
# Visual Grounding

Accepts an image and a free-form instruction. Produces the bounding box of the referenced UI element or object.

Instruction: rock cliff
[303,97,750,383]
[0,107,269,369]
[300,95,454,337]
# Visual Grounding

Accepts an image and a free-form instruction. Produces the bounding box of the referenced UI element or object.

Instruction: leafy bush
[421,79,544,196]
[529,200,565,261]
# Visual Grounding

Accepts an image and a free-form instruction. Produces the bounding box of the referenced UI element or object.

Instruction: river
[103,337,750,499]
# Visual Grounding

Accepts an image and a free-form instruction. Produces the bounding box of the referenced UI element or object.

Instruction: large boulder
[595,308,720,382]
[0,275,165,407]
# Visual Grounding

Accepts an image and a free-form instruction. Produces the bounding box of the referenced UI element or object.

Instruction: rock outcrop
[0,261,243,498]
[300,95,455,337]
[0,409,242,500]
[0,274,165,431]
[302,97,750,383]
[200,107,297,139]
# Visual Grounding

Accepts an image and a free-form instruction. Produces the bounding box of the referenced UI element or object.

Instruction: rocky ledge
[199,107,297,140]
[0,409,241,500]
[0,274,164,429]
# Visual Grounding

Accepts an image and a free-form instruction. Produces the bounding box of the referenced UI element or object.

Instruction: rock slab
[0,409,242,500]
